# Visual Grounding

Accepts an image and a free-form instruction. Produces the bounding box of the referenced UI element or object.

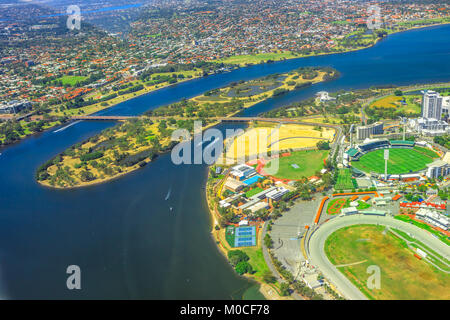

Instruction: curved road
[307,214,450,300]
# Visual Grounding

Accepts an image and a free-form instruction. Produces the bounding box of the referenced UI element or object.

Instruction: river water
[0,25,449,299]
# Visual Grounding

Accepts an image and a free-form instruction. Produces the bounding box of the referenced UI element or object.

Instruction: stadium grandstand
[345,138,415,161]
[389,140,415,148]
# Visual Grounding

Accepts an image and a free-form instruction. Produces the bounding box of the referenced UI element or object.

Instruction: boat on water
[165,188,171,201]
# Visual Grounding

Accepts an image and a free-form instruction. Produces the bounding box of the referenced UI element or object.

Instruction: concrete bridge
[68,115,340,129]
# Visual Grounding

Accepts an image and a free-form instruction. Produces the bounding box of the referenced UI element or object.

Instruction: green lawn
[327,198,347,215]
[335,168,354,190]
[356,201,371,210]
[215,52,299,65]
[391,228,449,268]
[352,148,435,174]
[394,215,450,246]
[56,75,88,86]
[225,226,236,247]
[245,187,264,198]
[267,149,329,180]
[413,146,439,158]
[241,247,271,280]
[325,224,450,300]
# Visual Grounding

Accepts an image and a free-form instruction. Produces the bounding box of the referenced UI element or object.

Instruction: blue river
[0,24,449,299]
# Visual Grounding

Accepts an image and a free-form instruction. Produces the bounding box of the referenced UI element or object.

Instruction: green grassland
[327,198,347,215]
[352,148,436,174]
[267,149,329,180]
[335,168,355,190]
[413,146,440,158]
[368,94,421,116]
[55,75,88,86]
[241,247,271,280]
[325,224,450,300]
[215,52,300,66]
[245,187,264,198]
[395,215,450,246]
[397,17,450,28]
[391,228,449,271]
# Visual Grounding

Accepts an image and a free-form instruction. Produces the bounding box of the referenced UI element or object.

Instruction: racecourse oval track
[307,214,450,300]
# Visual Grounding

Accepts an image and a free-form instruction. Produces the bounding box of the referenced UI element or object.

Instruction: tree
[227,250,249,267]
[262,271,276,284]
[235,261,252,275]
[80,170,95,182]
[316,140,330,150]
[280,282,290,296]
[264,234,273,248]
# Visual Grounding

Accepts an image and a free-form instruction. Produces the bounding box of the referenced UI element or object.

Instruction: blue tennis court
[234,226,257,247]
[242,175,263,186]
[235,227,256,237]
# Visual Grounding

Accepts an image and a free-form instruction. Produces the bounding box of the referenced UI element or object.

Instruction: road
[307,214,450,300]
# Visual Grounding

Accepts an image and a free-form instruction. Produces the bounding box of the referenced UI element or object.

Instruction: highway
[307,214,450,300]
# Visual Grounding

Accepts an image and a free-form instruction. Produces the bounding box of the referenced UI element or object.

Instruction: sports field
[327,198,347,215]
[222,123,333,161]
[334,168,355,190]
[266,149,329,180]
[55,75,88,86]
[325,224,450,300]
[352,148,437,174]
[369,94,421,114]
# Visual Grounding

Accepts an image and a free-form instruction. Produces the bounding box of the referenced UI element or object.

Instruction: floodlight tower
[384,149,389,180]
[349,124,354,148]
[398,116,406,140]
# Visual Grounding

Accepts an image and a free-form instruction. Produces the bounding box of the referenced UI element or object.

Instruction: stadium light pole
[398,116,406,140]
[384,149,389,180]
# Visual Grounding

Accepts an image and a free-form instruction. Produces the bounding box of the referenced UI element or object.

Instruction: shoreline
[204,168,288,300]
[37,68,338,189]
[3,21,449,149]
[214,22,450,67]
[33,77,450,189]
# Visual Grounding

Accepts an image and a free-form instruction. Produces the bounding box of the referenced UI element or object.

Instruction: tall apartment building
[356,122,384,140]
[442,96,450,116]
[421,90,443,120]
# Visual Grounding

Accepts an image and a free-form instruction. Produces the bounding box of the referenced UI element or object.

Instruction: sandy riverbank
[204,169,292,300]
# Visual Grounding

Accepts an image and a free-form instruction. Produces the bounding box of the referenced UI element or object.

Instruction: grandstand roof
[390,140,415,145]
[346,148,359,157]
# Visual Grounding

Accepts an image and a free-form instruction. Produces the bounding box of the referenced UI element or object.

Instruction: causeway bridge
[68,115,339,128]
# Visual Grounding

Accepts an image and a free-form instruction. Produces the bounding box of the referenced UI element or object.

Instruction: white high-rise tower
[422,90,443,120]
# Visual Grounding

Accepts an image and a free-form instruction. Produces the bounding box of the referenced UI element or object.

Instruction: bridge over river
[68,115,339,129]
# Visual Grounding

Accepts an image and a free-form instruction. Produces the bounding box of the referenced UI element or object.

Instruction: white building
[408,117,449,135]
[425,159,450,179]
[356,122,384,140]
[415,208,449,231]
[421,90,443,120]
[408,91,449,135]
[229,164,256,181]
[0,100,32,114]
[341,207,358,215]
[442,96,450,115]
[316,91,336,103]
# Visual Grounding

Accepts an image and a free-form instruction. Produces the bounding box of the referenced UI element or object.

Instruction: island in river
[36,67,339,188]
